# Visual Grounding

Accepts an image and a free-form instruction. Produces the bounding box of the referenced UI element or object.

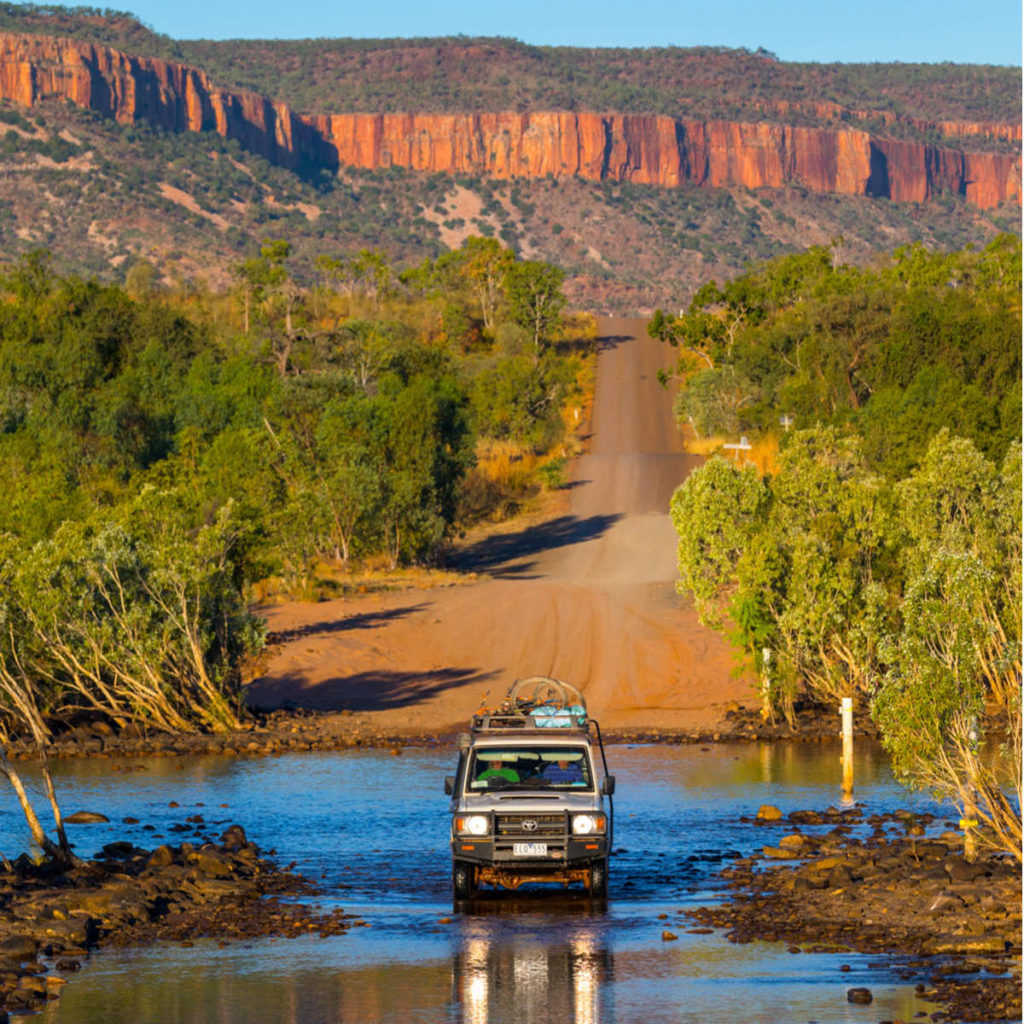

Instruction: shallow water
[0,742,951,1023]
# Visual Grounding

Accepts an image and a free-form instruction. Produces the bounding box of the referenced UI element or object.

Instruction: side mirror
[444,776,455,795]
[601,776,615,796]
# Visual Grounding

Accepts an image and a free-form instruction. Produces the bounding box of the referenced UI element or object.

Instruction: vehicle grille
[495,813,566,838]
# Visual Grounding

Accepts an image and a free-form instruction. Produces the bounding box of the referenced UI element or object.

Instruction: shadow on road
[266,604,427,646]
[248,666,495,712]
[449,513,621,578]
[596,333,632,352]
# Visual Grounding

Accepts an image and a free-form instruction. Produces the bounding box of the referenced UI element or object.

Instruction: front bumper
[451,836,608,867]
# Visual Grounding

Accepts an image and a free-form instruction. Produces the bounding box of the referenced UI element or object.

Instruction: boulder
[16,975,47,997]
[928,892,966,914]
[943,855,987,882]
[188,850,235,879]
[99,841,135,858]
[220,825,248,851]
[910,840,949,859]
[64,812,110,825]
[846,987,872,1004]
[788,810,823,825]
[762,846,798,860]
[755,805,783,822]
[0,935,37,958]
[145,845,176,870]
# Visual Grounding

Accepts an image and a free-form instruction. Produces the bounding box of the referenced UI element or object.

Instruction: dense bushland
[0,238,588,730]
[0,235,590,856]
[664,237,1022,857]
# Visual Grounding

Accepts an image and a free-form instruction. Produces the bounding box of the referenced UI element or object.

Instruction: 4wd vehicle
[444,676,615,899]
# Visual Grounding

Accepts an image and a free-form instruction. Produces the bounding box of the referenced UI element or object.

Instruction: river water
[0,742,951,1023]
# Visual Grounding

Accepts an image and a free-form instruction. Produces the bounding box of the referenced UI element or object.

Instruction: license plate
[513,842,547,857]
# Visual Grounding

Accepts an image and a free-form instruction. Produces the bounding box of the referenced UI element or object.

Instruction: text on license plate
[513,842,547,857]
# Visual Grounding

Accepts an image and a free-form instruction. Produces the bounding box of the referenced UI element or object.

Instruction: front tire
[452,860,476,900]
[588,858,608,897]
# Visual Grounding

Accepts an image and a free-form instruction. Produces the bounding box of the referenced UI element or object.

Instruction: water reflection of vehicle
[445,677,616,900]
[453,916,611,1024]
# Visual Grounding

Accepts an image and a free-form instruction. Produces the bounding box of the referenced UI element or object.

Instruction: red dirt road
[247,317,752,736]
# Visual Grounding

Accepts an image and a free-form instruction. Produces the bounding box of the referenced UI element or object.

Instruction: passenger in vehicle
[542,758,584,784]
[478,759,519,783]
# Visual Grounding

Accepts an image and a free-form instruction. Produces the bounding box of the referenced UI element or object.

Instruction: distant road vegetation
[665,236,1022,859]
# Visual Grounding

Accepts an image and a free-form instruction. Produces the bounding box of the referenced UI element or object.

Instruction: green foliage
[504,260,567,359]
[659,237,1021,476]
[673,420,1020,841]
[667,241,1021,830]
[670,455,767,632]
[0,237,576,741]
[0,486,264,735]
[468,351,577,448]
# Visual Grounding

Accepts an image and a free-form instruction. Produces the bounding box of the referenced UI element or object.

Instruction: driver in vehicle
[542,758,584,784]
[478,759,519,783]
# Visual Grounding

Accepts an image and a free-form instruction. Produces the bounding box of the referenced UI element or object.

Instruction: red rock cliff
[1,32,1019,209]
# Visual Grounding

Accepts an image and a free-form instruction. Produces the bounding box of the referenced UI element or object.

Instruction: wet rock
[927,893,965,915]
[54,958,81,972]
[40,919,94,948]
[755,805,782,822]
[943,855,986,882]
[774,831,806,847]
[145,845,176,870]
[922,934,1007,955]
[64,811,109,824]
[99,841,136,858]
[789,810,823,825]
[45,975,67,996]
[0,935,38,959]
[16,975,47,997]
[762,846,799,860]
[846,987,872,1004]
[661,930,678,941]
[220,825,248,851]
[187,849,235,878]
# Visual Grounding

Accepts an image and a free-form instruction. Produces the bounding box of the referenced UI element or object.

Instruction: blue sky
[122,0,1021,65]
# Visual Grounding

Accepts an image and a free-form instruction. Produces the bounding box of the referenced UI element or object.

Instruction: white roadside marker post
[841,696,854,799]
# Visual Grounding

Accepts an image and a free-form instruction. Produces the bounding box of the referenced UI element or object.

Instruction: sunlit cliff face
[0,31,1019,209]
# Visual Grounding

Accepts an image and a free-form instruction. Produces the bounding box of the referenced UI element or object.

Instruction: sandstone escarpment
[0,31,1019,209]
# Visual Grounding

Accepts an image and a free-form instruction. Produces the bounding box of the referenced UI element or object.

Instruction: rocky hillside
[0,10,1018,310]
[0,32,1019,209]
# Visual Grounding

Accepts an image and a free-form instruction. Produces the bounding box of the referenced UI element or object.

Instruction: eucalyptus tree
[504,260,566,363]
[875,435,1021,859]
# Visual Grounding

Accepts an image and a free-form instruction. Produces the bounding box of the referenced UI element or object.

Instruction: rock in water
[220,824,248,850]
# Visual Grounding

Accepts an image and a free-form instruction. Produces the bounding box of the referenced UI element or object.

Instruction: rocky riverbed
[0,824,361,1018]
[686,805,1022,1023]
[0,699,881,763]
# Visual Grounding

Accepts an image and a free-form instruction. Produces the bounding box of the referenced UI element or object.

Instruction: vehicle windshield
[468,747,592,790]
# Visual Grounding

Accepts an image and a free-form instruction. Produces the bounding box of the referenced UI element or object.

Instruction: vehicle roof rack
[470,676,590,733]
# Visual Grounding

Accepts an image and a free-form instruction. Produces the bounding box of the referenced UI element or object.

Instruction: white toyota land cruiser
[444,677,615,900]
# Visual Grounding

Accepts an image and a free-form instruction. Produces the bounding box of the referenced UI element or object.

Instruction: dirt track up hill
[248,317,751,735]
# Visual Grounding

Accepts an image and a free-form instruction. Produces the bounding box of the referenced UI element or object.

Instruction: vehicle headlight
[455,815,489,836]
[572,814,606,835]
